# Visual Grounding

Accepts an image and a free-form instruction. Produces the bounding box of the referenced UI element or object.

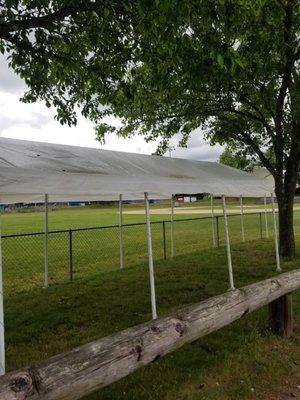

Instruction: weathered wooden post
[269,293,293,337]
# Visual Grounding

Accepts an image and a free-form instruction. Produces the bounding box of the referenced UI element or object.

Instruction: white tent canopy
[0,137,277,376]
[0,138,272,203]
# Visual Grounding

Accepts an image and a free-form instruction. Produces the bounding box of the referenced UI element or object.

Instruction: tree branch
[0,3,101,35]
[236,133,276,176]
[238,95,273,133]
[276,0,296,121]
[220,107,269,127]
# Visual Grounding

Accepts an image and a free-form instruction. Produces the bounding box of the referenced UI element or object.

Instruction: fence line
[1,211,272,238]
[1,211,276,293]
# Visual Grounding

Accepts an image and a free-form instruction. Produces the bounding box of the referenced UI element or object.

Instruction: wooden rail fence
[1,270,299,400]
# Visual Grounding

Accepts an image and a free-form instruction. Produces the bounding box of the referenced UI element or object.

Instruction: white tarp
[0,138,273,203]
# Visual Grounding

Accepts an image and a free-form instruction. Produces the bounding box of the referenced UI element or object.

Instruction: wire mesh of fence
[2,212,275,294]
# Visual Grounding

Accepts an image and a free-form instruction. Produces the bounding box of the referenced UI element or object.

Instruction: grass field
[2,200,300,399]
[0,198,276,234]
[1,199,282,293]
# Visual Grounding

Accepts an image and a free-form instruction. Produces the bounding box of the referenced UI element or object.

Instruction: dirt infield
[124,206,268,215]
[124,205,300,215]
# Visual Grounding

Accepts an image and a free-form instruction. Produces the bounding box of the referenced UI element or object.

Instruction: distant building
[174,194,204,204]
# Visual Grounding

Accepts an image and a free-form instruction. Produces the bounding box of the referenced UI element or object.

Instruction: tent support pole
[264,193,269,238]
[144,192,157,320]
[222,195,235,290]
[210,194,216,248]
[170,195,174,258]
[44,194,49,288]
[240,194,245,242]
[271,192,281,272]
[119,194,124,269]
[0,210,5,376]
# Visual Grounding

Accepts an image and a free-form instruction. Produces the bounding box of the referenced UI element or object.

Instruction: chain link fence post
[259,212,263,239]
[2,210,273,292]
[216,215,220,248]
[162,221,167,260]
[69,229,73,281]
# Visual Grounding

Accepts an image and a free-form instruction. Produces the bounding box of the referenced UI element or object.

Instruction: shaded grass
[5,238,300,400]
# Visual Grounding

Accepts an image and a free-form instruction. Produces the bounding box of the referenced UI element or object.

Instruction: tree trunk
[275,178,296,259]
[277,193,295,258]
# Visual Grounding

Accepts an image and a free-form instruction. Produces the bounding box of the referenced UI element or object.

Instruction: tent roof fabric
[0,138,272,203]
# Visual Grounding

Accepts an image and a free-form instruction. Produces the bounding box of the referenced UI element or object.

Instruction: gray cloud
[0,55,27,94]
[169,128,224,161]
[172,144,223,161]
[0,56,224,160]
[0,112,51,134]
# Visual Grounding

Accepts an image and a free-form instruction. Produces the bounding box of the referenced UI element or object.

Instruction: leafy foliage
[219,145,256,172]
[1,1,300,255]
[1,2,299,171]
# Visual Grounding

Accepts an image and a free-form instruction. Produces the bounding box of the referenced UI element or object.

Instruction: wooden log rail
[1,270,300,400]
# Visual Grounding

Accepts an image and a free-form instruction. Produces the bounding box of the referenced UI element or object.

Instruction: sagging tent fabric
[0,137,273,203]
[0,137,278,376]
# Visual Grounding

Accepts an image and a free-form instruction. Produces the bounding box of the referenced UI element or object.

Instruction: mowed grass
[1,198,274,235]
[5,239,300,400]
[3,201,300,399]
[1,199,293,294]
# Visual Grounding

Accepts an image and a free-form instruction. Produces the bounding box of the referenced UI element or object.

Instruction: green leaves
[0,0,299,176]
[217,54,225,68]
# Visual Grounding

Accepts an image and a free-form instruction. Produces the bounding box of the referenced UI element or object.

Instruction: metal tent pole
[210,194,216,248]
[271,192,281,272]
[44,193,49,288]
[119,194,124,269]
[222,195,235,290]
[240,194,245,242]
[144,192,157,320]
[264,193,269,238]
[170,195,174,258]
[0,210,5,375]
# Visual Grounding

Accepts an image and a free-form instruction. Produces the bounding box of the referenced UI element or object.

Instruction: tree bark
[276,189,296,258]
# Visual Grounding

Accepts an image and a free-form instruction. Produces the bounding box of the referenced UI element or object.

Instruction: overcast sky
[0,56,223,161]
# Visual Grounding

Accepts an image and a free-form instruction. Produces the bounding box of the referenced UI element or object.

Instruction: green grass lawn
[2,201,300,399]
[5,240,300,400]
[1,198,274,234]
[1,199,288,294]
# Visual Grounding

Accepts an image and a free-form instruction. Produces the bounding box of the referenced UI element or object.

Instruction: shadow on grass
[4,238,300,400]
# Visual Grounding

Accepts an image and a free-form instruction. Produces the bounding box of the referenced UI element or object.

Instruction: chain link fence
[2,212,274,294]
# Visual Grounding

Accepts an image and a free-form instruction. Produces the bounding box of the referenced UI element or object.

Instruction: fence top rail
[1,210,274,239]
